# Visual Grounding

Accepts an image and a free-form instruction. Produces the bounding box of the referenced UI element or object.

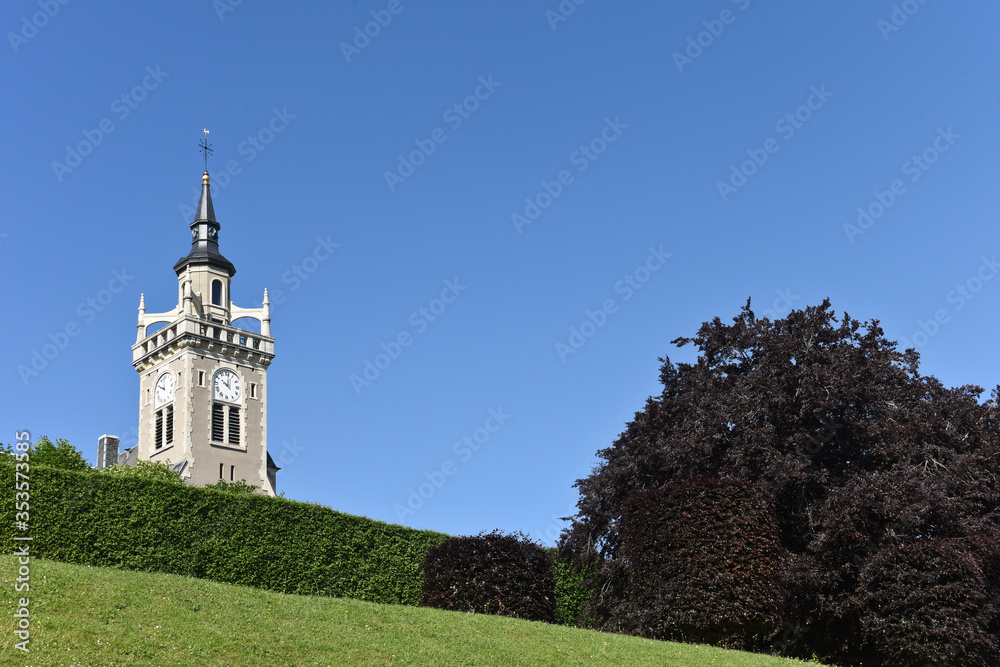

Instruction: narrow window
[211,279,223,306]
[165,405,174,445]
[228,406,240,445]
[146,388,151,405]
[198,371,205,386]
[230,465,235,481]
[176,371,182,387]
[250,383,257,399]
[155,410,163,449]
[219,463,224,479]
[212,404,225,441]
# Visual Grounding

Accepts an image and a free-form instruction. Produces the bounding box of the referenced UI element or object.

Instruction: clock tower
[131,167,278,495]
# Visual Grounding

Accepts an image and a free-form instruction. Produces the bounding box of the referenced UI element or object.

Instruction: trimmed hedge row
[1,461,449,604]
[3,462,592,620]
[419,531,556,622]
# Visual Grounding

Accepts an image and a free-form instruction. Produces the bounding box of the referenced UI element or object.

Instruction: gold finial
[203,171,210,185]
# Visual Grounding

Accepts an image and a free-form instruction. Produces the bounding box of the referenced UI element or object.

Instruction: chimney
[97,434,120,470]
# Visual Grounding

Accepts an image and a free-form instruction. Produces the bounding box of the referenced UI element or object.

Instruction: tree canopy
[562,299,1000,665]
[2,436,91,472]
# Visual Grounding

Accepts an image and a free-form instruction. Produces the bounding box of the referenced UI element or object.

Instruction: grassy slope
[1,556,810,666]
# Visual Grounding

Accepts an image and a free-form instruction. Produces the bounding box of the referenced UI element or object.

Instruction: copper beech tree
[562,299,1000,665]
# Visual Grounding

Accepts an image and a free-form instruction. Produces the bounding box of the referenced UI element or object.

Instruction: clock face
[154,373,175,407]
[213,369,242,403]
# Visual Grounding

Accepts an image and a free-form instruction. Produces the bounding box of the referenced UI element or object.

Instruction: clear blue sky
[3,0,998,543]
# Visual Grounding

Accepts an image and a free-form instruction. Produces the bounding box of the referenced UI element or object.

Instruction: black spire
[174,168,236,277]
[194,170,216,222]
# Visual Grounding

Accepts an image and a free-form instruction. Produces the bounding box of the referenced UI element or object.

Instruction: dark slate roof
[267,451,280,471]
[117,445,139,467]
[195,177,215,222]
[174,171,237,277]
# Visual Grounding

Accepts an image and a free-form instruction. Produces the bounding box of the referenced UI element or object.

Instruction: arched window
[211,279,223,306]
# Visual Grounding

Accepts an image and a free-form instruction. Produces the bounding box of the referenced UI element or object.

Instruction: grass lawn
[1,555,811,666]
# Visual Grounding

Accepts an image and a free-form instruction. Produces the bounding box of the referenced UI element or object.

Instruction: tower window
[250,383,257,399]
[154,406,175,450]
[230,465,235,481]
[211,403,242,447]
[228,406,240,445]
[212,279,223,306]
[155,410,163,449]
[198,371,206,386]
[212,404,226,442]
[220,463,224,479]
[165,405,174,445]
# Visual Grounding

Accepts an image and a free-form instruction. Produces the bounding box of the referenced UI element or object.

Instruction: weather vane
[199,128,213,171]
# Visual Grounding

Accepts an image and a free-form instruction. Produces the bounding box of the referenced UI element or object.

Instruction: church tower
[131,163,278,495]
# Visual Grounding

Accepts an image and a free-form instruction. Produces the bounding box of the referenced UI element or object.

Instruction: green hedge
[552,556,594,626]
[1,461,449,604]
[3,461,592,617]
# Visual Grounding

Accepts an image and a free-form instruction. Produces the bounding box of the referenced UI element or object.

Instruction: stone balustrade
[132,315,274,365]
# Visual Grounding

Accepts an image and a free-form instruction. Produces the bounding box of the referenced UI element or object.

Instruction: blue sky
[2,0,998,543]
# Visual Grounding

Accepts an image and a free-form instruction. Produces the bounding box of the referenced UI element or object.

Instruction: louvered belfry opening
[155,410,163,449]
[228,406,240,445]
[165,405,174,445]
[212,403,225,442]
